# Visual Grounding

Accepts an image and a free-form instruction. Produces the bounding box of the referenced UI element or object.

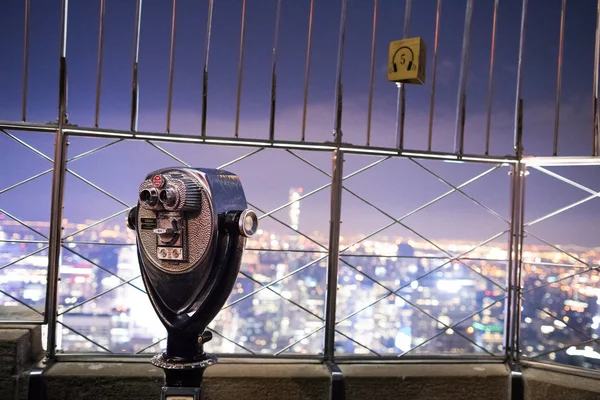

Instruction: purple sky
[1,0,600,248]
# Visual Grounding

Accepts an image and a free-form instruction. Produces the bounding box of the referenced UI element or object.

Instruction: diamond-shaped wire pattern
[0,130,54,323]
[520,165,600,370]
[335,155,510,356]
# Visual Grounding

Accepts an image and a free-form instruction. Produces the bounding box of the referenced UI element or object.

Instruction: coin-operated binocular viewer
[127,167,258,400]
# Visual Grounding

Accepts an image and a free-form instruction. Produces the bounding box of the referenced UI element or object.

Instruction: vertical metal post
[234,0,247,138]
[269,0,282,142]
[511,162,527,361]
[454,0,474,155]
[130,0,143,132]
[395,0,411,149]
[166,0,177,134]
[300,0,315,142]
[427,0,442,152]
[553,0,566,156]
[94,0,106,128]
[514,0,528,156]
[324,149,344,362]
[485,0,499,155]
[21,0,31,122]
[366,0,378,146]
[324,0,347,362]
[593,0,600,156]
[45,0,70,360]
[201,0,214,137]
[504,163,519,360]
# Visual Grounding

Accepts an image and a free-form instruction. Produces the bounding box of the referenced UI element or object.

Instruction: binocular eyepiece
[127,167,257,396]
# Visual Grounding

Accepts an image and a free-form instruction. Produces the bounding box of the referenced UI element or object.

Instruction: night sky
[0,0,599,248]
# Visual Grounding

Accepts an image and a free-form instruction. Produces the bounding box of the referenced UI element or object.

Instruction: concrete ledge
[340,363,510,400]
[523,365,600,400]
[43,361,331,400]
[0,325,44,400]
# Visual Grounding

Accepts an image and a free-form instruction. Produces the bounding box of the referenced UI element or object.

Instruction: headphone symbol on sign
[389,46,416,74]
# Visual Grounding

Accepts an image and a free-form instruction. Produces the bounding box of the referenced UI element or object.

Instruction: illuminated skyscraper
[289,188,303,231]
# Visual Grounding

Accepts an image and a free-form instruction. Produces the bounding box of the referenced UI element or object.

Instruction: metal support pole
[21,0,31,122]
[130,0,142,132]
[324,148,344,361]
[45,0,70,360]
[505,161,526,362]
[454,0,474,155]
[593,0,600,156]
[201,0,214,137]
[395,0,411,149]
[269,0,282,142]
[324,0,347,361]
[514,0,528,156]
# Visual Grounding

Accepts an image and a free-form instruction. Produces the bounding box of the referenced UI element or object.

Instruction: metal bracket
[325,361,345,400]
[509,361,524,400]
[27,361,51,400]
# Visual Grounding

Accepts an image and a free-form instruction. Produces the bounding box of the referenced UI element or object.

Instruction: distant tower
[289,188,303,231]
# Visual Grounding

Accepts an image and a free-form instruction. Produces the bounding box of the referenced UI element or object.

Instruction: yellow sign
[387,37,427,85]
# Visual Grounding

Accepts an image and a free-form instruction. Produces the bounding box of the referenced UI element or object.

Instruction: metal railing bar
[338,258,494,356]
[66,139,124,163]
[427,0,442,152]
[301,0,315,142]
[525,231,590,268]
[522,260,587,269]
[94,0,106,127]
[134,338,166,354]
[395,0,411,149]
[269,0,282,141]
[201,0,214,137]
[331,0,347,144]
[553,0,566,156]
[67,241,133,246]
[286,149,330,177]
[145,140,191,167]
[61,245,146,293]
[234,0,247,138]
[0,246,49,271]
[0,169,53,195]
[130,0,142,131]
[336,231,509,325]
[0,239,48,244]
[0,208,49,239]
[57,320,112,353]
[410,158,510,224]
[216,148,264,170]
[58,275,143,316]
[62,208,129,240]
[365,0,378,146]
[274,324,324,356]
[166,0,177,134]
[454,0,474,155]
[342,254,508,263]
[66,170,131,208]
[223,255,327,311]
[0,121,57,132]
[513,0,528,154]
[0,320,44,325]
[1,129,53,162]
[21,0,31,122]
[335,329,382,356]
[399,297,506,358]
[485,0,499,156]
[238,269,323,321]
[594,0,600,156]
[245,247,328,254]
[0,288,44,316]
